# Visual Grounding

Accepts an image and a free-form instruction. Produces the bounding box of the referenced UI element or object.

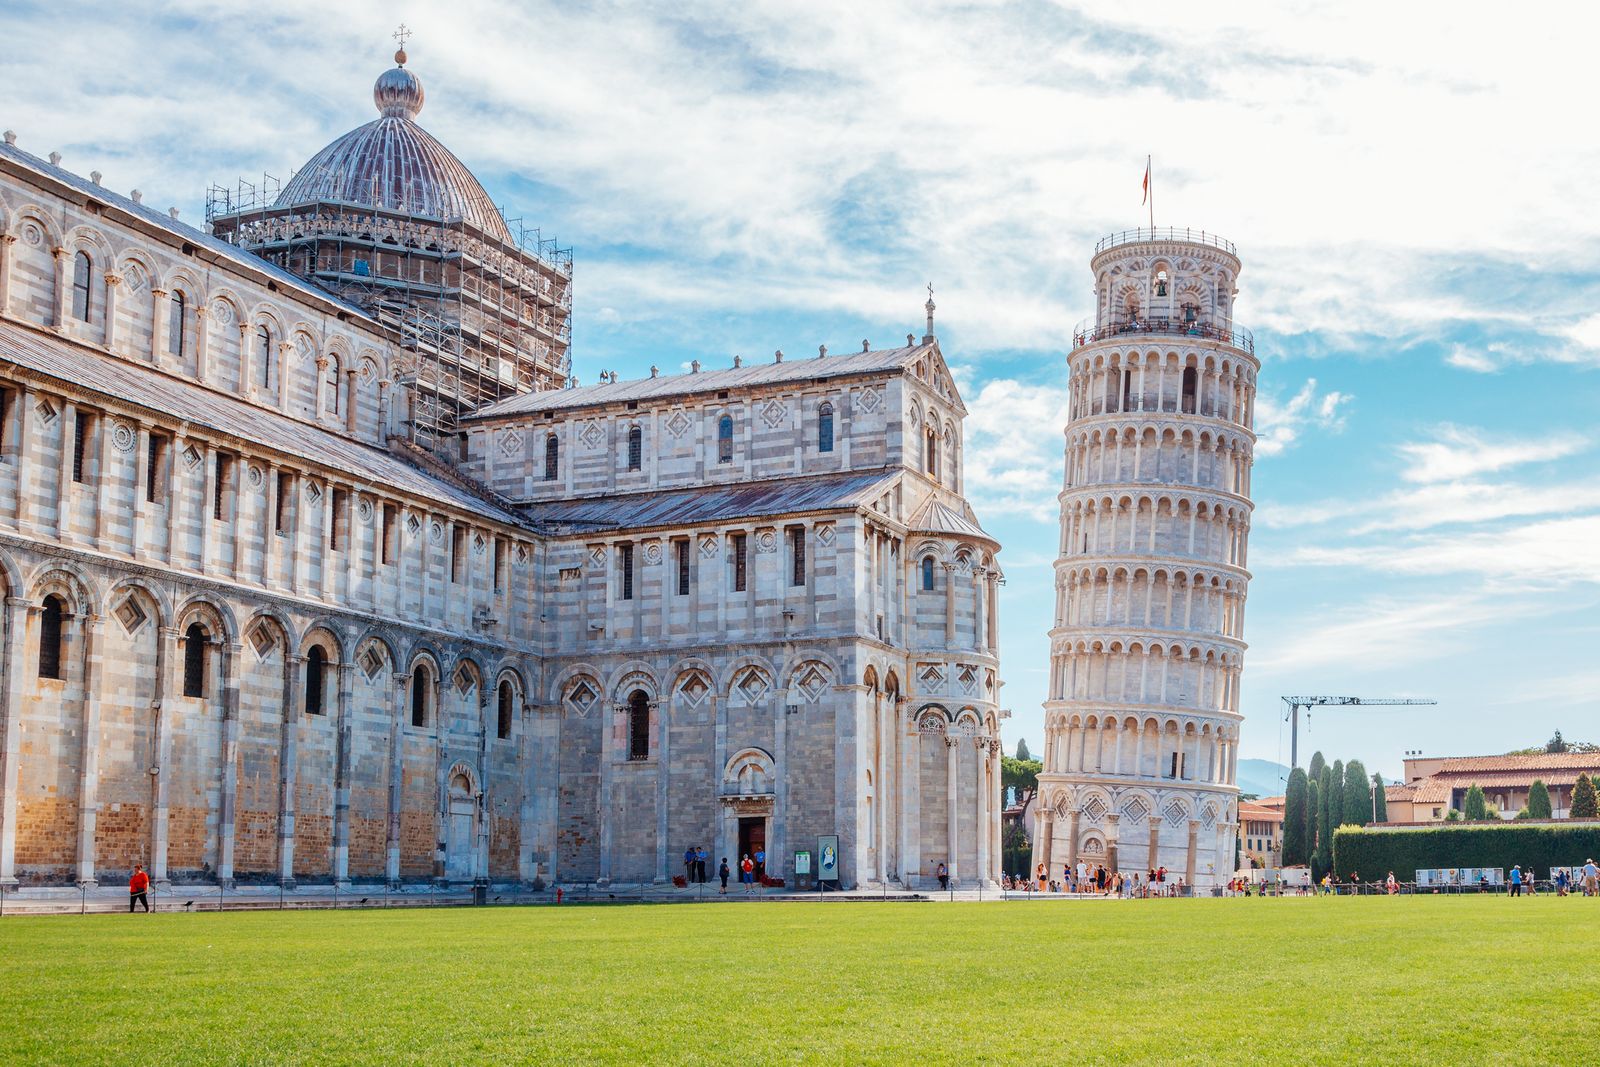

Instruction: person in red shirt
[129,865,150,913]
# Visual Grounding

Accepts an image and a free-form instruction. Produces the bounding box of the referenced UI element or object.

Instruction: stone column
[1065,807,1081,873]
[1106,812,1120,873]
[944,735,960,886]
[276,341,293,410]
[597,703,618,884]
[277,653,303,887]
[942,562,957,645]
[72,613,104,887]
[103,271,122,350]
[148,625,178,884]
[236,323,252,397]
[332,662,355,886]
[51,247,69,328]
[654,697,668,883]
[345,368,359,434]
[377,380,391,437]
[0,597,33,887]
[216,641,242,886]
[1185,818,1200,887]
[975,736,991,886]
[193,305,210,381]
[313,358,328,417]
[149,288,169,365]
[0,234,15,317]
[385,673,405,886]
[1147,814,1162,873]
[1032,808,1053,880]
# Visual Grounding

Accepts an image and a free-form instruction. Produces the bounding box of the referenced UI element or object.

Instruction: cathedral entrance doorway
[445,772,475,882]
[738,817,766,879]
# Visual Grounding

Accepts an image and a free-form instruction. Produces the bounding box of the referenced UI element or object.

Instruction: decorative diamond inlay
[473,532,487,555]
[735,668,769,705]
[677,674,709,707]
[957,666,978,693]
[1083,796,1108,823]
[566,680,600,717]
[1123,797,1150,822]
[499,428,524,458]
[588,545,606,570]
[699,535,719,559]
[760,398,787,429]
[1201,804,1218,830]
[857,388,881,413]
[1163,800,1188,828]
[181,444,202,470]
[665,410,692,438]
[794,666,828,703]
[360,647,385,680]
[304,481,322,504]
[455,665,477,695]
[35,399,57,425]
[114,597,147,634]
[578,421,605,450]
[815,524,835,547]
[249,624,276,659]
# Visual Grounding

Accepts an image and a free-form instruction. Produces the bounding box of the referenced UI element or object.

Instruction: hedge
[1333,822,1600,881]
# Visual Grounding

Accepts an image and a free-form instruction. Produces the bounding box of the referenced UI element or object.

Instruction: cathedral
[0,45,1006,891]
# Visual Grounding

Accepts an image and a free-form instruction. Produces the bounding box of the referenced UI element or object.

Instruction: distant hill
[1238,758,1291,798]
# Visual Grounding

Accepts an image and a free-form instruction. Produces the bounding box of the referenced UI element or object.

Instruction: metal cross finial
[393,23,413,48]
[927,282,934,301]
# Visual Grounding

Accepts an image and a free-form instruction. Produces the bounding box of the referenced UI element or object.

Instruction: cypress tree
[1317,765,1335,874]
[1372,773,1388,822]
[1526,779,1552,820]
[1573,773,1599,819]
[1283,768,1309,865]
[1015,738,1031,762]
[1344,759,1372,826]
[1330,760,1344,822]
[1463,783,1489,821]
[1306,777,1321,859]
[1308,751,1326,783]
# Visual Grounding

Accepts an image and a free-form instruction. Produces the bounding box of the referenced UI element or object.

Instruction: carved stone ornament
[110,421,137,453]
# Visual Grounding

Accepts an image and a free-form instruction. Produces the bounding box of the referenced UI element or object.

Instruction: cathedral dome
[276,49,512,243]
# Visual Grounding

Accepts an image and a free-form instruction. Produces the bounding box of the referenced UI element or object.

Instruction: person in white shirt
[1583,858,1598,897]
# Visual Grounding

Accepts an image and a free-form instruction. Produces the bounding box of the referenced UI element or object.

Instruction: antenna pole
[1148,155,1154,230]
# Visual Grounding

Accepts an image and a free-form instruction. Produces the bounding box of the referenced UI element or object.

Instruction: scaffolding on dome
[205,173,573,447]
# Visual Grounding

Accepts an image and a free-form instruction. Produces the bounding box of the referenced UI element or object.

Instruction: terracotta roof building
[1389,753,1600,822]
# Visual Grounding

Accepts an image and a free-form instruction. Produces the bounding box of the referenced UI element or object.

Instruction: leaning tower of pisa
[1033,227,1257,890]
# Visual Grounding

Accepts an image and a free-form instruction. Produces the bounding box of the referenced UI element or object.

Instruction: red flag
[1142,158,1150,205]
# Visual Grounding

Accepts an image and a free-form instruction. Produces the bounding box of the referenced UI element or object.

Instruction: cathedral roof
[907,497,996,544]
[518,470,901,534]
[469,342,941,419]
[275,50,514,244]
[0,324,521,525]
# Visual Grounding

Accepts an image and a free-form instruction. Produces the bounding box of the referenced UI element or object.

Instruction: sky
[7,1,1598,787]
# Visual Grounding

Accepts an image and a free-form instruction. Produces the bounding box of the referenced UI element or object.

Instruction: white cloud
[1279,515,1600,587]
[1249,593,1516,674]
[1445,345,1499,373]
[962,377,1069,521]
[1253,378,1350,457]
[1397,425,1590,484]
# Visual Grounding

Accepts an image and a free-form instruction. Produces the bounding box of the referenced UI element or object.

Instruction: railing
[1095,227,1237,256]
[1071,316,1254,354]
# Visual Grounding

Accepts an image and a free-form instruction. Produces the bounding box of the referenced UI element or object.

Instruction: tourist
[937,861,949,890]
[696,845,709,883]
[1076,860,1088,888]
[1036,862,1047,891]
[683,846,695,885]
[1385,871,1398,895]
[1509,864,1523,898]
[740,854,755,892]
[719,857,730,894]
[1583,858,1598,897]
[129,864,150,913]
[754,846,766,881]
[1554,867,1569,897]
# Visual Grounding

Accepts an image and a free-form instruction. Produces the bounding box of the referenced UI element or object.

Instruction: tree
[1547,731,1569,754]
[1527,779,1552,820]
[1283,768,1310,865]
[1572,773,1599,819]
[1316,765,1335,876]
[1372,773,1388,823]
[1015,738,1031,762]
[1463,783,1489,821]
[1330,760,1344,822]
[1002,756,1042,803]
[1306,777,1321,860]
[1308,751,1327,784]
[1343,759,1372,826]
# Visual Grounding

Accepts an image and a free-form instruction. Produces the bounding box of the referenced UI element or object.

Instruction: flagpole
[1148,154,1154,231]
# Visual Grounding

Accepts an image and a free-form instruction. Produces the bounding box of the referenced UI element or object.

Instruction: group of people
[686,847,766,895]
[999,862,1183,898]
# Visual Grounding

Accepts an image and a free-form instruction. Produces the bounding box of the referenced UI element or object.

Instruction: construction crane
[1281,696,1438,769]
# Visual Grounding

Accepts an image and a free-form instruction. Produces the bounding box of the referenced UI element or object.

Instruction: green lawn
[1,896,1596,1064]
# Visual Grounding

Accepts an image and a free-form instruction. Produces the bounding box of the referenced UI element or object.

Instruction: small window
[274,471,293,533]
[71,410,92,484]
[627,690,650,761]
[732,533,747,592]
[146,432,167,504]
[257,326,274,389]
[0,387,10,457]
[169,292,187,357]
[921,556,936,591]
[213,453,233,520]
[790,527,806,587]
[411,668,431,727]
[182,623,207,698]
[675,539,690,596]
[1182,367,1198,414]
[544,433,559,481]
[381,504,398,564]
[717,415,733,464]
[818,402,834,453]
[324,357,341,415]
[71,251,92,321]
[493,539,506,594]
[305,646,326,715]
[497,680,514,740]
[924,428,937,477]
[626,425,642,471]
[37,595,65,680]
[451,526,465,583]
[330,488,348,550]
[619,542,634,601]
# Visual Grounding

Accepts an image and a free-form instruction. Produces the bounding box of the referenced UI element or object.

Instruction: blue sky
[9,1,1598,785]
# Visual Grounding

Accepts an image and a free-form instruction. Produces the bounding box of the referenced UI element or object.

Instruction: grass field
[2,896,1596,1064]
